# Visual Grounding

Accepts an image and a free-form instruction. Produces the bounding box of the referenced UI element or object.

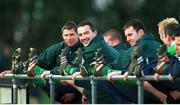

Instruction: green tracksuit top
[114,33,161,70]
[113,43,128,54]
[81,34,120,75]
[37,41,83,75]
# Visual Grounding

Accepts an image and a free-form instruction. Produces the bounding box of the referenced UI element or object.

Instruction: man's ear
[114,39,120,45]
[138,29,145,36]
[93,30,97,36]
[167,34,173,41]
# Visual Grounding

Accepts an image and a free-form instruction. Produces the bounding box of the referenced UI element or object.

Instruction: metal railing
[1,74,180,104]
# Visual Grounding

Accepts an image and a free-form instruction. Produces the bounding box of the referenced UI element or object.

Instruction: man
[169,31,180,100]
[154,17,179,80]
[103,29,131,103]
[0,21,83,104]
[103,29,128,54]
[153,20,180,103]
[174,28,180,57]
[61,21,120,77]
[61,21,126,104]
[107,19,168,104]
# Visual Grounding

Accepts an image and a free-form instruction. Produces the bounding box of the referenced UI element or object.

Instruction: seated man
[154,18,180,81]
[106,19,168,104]
[121,18,180,103]
[0,21,82,104]
[65,19,166,104]
[61,21,127,104]
[103,29,128,54]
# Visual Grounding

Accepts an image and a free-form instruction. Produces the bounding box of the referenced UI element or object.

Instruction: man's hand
[0,70,12,79]
[82,95,87,104]
[61,93,75,103]
[168,73,175,82]
[107,71,122,81]
[170,90,180,100]
[157,92,167,104]
[153,73,160,82]
[41,70,50,80]
[72,72,81,80]
[123,72,129,81]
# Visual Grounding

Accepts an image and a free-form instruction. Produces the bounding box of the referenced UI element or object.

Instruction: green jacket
[113,43,128,54]
[114,33,161,70]
[37,41,83,75]
[82,34,120,75]
[80,34,125,104]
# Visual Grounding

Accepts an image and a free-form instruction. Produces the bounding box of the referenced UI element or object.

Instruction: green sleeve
[64,65,78,75]
[167,42,176,56]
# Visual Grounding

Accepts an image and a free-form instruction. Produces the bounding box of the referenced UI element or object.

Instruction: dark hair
[173,24,180,37]
[77,21,96,32]
[61,21,77,33]
[103,29,122,42]
[164,23,179,37]
[123,19,146,32]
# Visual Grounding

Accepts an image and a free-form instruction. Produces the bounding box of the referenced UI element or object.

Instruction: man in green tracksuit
[61,21,127,104]
[0,21,83,104]
[103,29,131,104]
[106,19,170,104]
[103,29,128,54]
[28,21,83,104]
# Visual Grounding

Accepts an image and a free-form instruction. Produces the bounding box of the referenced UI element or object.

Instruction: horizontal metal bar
[2,74,180,81]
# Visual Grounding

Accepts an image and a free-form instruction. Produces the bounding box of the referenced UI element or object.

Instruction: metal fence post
[12,77,18,104]
[49,75,55,104]
[91,76,97,104]
[137,79,144,104]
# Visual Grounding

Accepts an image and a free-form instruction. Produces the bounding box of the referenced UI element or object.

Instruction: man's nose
[81,35,86,40]
[67,35,71,39]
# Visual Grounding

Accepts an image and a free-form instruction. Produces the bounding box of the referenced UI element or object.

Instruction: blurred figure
[103,29,128,53]
[0,43,11,71]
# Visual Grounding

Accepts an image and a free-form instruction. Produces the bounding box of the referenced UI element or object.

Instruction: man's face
[77,25,96,46]
[124,26,143,46]
[62,29,78,47]
[104,35,114,46]
[104,35,119,46]
[175,36,180,56]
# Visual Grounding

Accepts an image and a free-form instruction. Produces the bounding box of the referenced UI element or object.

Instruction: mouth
[81,39,90,46]
[128,41,133,45]
[67,41,75,46]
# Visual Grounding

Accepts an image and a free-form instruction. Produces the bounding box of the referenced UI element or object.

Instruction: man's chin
[83,43,90,47]
[67,44,75,47]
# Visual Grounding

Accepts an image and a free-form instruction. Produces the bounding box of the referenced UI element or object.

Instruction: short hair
[77,21,96,32]
[61,21,77,33]
[123,19,146,32]
[158,17,179,36]
[164,23,179,38]
[173,24,180,37]
[103,29,122,42]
